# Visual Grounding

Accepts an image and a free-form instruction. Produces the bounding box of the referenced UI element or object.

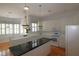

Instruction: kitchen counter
[9,38,50,56]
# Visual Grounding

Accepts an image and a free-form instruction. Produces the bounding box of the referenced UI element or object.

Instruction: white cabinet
[50,40,59,47]
[59,34,65,48]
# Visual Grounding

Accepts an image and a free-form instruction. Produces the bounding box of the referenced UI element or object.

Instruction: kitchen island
[9,38,58,56]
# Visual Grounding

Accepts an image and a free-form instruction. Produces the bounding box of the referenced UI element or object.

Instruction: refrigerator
[66,25,79,56]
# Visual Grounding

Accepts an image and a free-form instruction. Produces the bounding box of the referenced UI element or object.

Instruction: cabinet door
[59,34,65,48]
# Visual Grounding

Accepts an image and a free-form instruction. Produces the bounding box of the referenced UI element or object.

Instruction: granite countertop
[9,38,50,56]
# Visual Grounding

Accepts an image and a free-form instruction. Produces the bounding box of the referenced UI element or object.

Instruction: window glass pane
[6,24,10,34]
[32,23,38,32]
[16,24,19,34]
[14,24,17,34]
[32,23,35,27]
[2,24,5,34]
[0,24,1,34]
[14,24,20,34]
[9,24,13,34]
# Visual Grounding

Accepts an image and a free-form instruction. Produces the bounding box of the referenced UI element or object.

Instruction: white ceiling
[0,3,79,18]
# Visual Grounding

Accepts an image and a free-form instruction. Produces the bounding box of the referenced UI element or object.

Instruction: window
[32,23,39,32]
[2,24,5,35]
[0,23,26,35]
[14,24,19,34]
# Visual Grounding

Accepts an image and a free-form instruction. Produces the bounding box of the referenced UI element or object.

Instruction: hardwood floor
[48,45,65,56]
[0,42,10,50]
[0,42,11,56]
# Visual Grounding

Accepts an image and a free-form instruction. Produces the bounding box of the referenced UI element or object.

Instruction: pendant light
[22,3,30,34]
[38,5,43,34]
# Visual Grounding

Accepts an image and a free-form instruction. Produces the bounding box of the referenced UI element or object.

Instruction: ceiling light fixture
[24,6,29,10]
[38,5,43,35]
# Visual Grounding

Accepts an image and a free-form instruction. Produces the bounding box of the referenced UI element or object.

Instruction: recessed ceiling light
[24,6,29,10]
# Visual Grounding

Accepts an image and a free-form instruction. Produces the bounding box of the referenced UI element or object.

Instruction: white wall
[42,10,79,48]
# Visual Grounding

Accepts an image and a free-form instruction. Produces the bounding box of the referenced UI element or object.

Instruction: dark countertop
[9,37,57,56]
